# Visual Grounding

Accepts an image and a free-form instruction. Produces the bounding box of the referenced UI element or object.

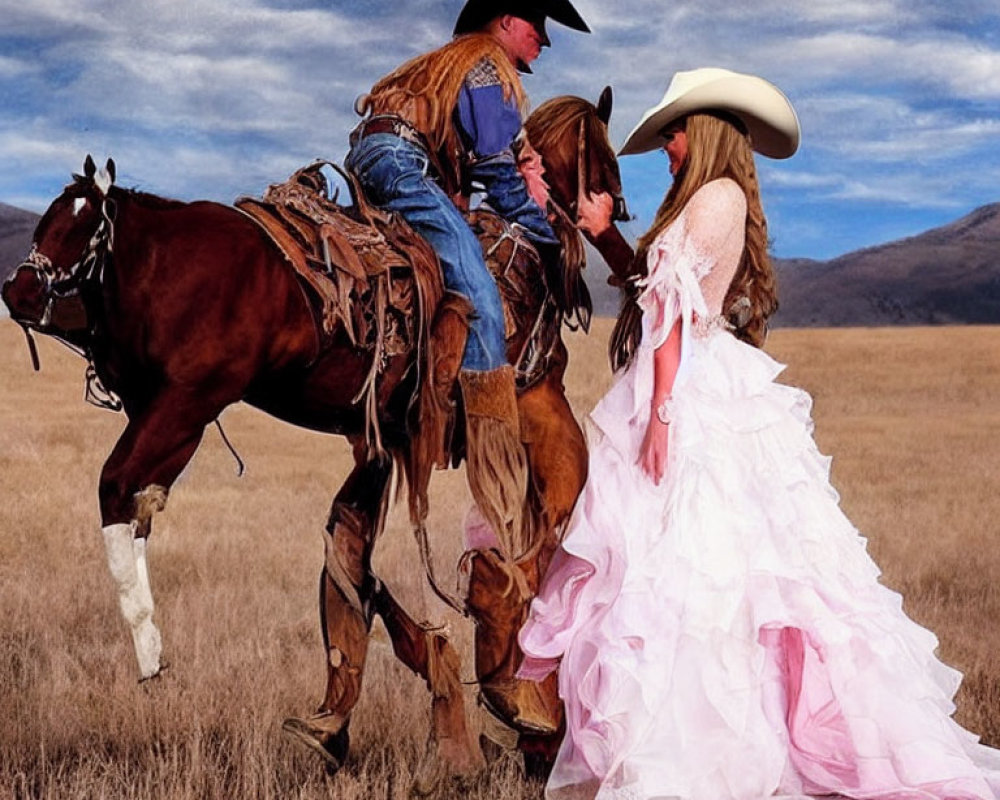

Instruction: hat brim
[454,0,590,36]
[619,74,800,159]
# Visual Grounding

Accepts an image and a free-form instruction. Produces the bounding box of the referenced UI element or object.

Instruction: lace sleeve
[638,179,747,348]
[639,178,746,354]
[683,178,747,316]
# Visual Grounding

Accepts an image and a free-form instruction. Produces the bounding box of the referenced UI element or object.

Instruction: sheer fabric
[518,179,1000,800]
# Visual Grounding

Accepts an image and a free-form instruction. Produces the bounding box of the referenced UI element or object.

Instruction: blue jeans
[346,133,508,372]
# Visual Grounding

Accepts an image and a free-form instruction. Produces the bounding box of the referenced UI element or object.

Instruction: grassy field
[1,320,998,799]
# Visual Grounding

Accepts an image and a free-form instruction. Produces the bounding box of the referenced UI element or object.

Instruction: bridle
[4,192,121,411]
[9,193,115,328]
[543,118,628,229]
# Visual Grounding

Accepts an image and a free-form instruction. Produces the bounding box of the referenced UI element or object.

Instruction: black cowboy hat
[454,0,591,36]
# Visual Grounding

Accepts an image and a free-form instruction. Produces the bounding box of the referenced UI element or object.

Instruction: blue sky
[0,0,998,260]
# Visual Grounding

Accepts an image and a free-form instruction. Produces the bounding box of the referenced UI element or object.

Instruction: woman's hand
[576,191,614,238]
[639,417,670,484]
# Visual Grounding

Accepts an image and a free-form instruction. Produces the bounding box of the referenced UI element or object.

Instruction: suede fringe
[460,367,530,561]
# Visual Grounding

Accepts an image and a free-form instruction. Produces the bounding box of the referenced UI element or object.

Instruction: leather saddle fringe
[236,161,442,458]
[235,162,581,592]
[464,209,566,392]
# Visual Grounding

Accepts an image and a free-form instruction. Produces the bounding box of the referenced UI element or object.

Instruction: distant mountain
[2,199,999,326]
[772,203,1000,326]
[585,203,1000,326]
[0,203,39,285]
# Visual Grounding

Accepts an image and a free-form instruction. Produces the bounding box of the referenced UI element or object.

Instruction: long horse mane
[525,95,606,173]
[524,95,612,332]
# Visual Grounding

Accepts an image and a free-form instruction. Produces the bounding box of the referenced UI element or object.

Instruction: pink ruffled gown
[517,178,1000,800]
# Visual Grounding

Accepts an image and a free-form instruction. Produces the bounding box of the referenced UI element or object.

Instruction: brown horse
[1,89,629,787]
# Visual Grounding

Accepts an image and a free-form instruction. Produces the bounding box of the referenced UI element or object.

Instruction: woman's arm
[640,316,681,484]
[636,179,746,483]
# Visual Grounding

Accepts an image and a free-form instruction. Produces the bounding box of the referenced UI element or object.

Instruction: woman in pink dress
[517,68,1000,800]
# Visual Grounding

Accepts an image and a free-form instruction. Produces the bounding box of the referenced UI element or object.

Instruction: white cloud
[831,181,944,207]
[787,0,905,25]
[0,0,998,258]
[760,31,1000,100]
[570,0,691,34]
[0,130,83,163]
[0,0,98,35]
[796,92,1000,164]
[760,169,842,190]
[0,56,35,79]
[850,118,1000,161]
[685,0,908,27]
[761,144,1000,211]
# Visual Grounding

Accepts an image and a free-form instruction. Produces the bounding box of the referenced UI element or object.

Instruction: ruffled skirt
[518,332,1000,800]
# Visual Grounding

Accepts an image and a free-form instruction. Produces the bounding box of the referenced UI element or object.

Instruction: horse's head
[525,87,630,228]
[2,155,115,332]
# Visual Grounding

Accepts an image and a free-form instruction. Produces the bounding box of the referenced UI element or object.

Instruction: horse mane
[526,95,596,139]
[525,95,607,181]
[111,186,188,211]
[524,95,608,332]
[70,174,188,211]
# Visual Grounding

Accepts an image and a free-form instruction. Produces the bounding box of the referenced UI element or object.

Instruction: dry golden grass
[1,320,998,798]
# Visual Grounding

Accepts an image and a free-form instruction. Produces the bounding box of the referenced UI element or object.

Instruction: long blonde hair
[362,33,525,197]
[609,112,777,369]
[364,33,525,151]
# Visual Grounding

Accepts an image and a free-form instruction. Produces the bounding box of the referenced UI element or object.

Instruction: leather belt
[350,115,430,152]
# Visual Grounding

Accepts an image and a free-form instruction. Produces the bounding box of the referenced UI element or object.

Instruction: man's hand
[516,141,551,211]
[576,191,614,238]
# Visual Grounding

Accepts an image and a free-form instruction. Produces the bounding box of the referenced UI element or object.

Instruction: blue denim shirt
[456,62,557,246]
[344,55,557,371]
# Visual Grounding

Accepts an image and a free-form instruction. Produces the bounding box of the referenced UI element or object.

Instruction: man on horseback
[346,0,590,559]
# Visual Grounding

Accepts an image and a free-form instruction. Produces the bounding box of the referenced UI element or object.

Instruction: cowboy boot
[466,547,563,737]
[458,366,530,562]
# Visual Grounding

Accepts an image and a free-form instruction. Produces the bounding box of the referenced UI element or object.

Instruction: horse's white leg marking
[102,522,162,679]
[131,536,162,674]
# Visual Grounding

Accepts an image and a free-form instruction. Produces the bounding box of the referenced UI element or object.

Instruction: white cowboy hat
[618,67,800,159]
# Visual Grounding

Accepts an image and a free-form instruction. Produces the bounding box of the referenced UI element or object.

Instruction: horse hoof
[479,680,560,736]
[479,733,527,777]
[282,716,350,774]
[519,733,559,782]
[137,661,169,684]
[410,736,447,797]
[478,705,520,756]
[410,729,484,796]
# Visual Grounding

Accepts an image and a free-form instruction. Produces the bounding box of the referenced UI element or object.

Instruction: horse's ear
[596,86,613,125]
[84,155,96,179]
[106,158,116,184]
[94,163,114,196]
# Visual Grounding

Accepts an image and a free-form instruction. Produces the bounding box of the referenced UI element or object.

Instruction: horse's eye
[73,197,87,216]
